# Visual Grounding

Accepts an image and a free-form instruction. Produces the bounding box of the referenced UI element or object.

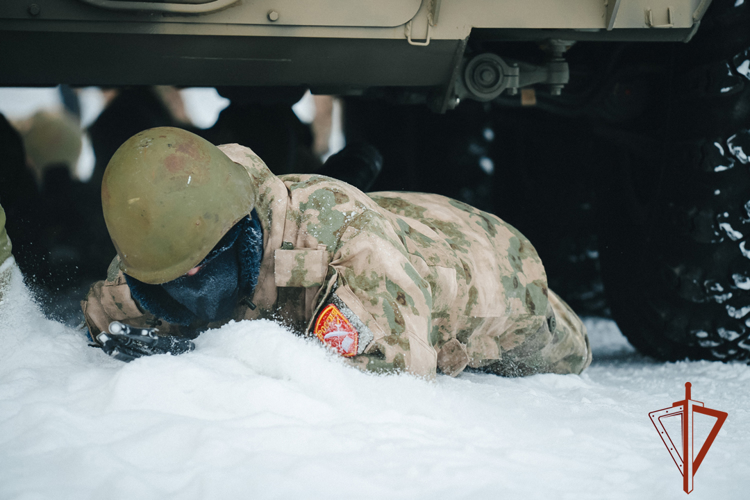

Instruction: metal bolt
[267,10,279,22]
[479,68,495,85]
[28,3,40,16]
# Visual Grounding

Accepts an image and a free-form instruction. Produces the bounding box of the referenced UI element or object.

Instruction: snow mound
[1,271,748,500]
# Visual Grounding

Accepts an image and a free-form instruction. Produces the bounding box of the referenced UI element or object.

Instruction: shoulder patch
[313,290,375,357]
[314,304,359,357]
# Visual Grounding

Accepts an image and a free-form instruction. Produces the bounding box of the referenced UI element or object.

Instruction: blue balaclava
[161,222,242,323]
[126,210,263,326]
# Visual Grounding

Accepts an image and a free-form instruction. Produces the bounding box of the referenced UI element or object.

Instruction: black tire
[599,134,750,360]
[597,0,750,361]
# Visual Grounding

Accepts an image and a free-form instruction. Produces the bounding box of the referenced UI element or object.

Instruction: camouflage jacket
[82,144,591,378]
[0,204,14,296]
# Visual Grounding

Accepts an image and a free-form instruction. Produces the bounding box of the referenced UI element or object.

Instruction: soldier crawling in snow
[81,127,591,379]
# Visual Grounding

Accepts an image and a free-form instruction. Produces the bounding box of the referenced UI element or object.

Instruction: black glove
[94,321,195,362]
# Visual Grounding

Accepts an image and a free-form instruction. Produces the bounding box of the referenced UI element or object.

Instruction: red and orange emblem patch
[314,304,359,357]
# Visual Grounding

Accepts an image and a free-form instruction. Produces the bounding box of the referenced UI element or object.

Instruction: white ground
[1,264,748,500]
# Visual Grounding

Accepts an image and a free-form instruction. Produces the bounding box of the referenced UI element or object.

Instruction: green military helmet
[102,127,256,284]
[20,110,83,183]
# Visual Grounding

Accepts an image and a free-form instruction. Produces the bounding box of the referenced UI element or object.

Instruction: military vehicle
[2,0,750,363]
[0,0,713,107]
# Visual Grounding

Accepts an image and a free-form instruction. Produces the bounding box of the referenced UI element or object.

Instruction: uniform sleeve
[0,204,14,298]
[81,257,182,343]
[0,204,12,271]
[310,211,438,378]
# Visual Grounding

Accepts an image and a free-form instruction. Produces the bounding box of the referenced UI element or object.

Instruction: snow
[1,266,748,500]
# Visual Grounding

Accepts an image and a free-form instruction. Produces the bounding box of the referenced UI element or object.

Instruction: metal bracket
[405,0,441,46]
[646,6,674,28]
[405,20,432,46]
[78,0,238,14]
[454,44,571,104]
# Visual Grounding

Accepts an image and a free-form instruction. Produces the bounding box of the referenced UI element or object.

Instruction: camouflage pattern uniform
[0,204,14,300]
[83,144,592,378]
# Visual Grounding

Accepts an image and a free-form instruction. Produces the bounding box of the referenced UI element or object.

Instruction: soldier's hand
[94,321,195,362]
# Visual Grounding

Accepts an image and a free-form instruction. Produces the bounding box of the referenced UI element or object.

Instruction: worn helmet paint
[102,127,255,284]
